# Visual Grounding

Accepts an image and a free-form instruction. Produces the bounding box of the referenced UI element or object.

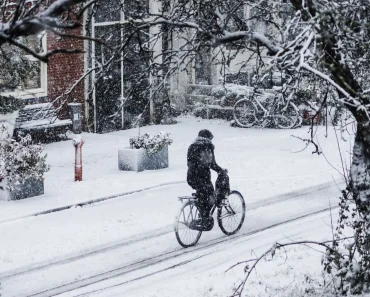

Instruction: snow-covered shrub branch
[129,132,173,155]
[0,125,49,190]
[229,237,353,297]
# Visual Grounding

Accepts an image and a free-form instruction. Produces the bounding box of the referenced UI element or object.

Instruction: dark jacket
[187,137,222,188]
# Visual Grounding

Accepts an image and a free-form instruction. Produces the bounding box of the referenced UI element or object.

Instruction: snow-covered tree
[0,0,87,190]
[0,0,90,114]
[1,0,370,292]
[0,0,88,60]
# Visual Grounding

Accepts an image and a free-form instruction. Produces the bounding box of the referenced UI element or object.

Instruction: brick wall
[47,27,85,122]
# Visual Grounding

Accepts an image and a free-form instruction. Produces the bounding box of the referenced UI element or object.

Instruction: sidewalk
[0,116,350,222]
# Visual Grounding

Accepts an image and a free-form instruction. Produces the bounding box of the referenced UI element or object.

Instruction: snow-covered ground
[0,116,352,222]
[0,183,343,297]
[84,211,340,297]
[0,116,357,297]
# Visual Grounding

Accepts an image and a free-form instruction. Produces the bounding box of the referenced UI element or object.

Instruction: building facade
[0,0,278,133]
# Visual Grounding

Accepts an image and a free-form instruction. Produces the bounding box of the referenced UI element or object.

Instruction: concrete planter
[118,145,169,172]
[0,177,44,201]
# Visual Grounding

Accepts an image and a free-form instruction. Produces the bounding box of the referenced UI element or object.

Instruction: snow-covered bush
[322,186,370,295]
[129,132,173,155]
[0,95,24,115]
[160,103,178,125]
[0,125,49,190]
[193,102,208,119]
[212,84,254,107]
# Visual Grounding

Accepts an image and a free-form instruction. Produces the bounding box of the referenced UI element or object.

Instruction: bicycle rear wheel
[274,102,300,129]
[175,201,202,248]
[217,191,245,236]
[233,99,259,128]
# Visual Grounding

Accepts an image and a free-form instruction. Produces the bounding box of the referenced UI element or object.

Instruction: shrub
[0,95,24,114]
[211,84,253,107]
[0,125,49,190]
[129,132,173,155]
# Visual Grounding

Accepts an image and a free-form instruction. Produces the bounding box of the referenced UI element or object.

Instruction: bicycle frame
[250,93,279,127]
[177,195,235,219]
[175,190,245,247]
[178,195,217,214]
[248,89,301,128]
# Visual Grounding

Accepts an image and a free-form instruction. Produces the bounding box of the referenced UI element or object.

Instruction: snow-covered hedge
[0,95,24,115]
[0,125,49,190]
[129,132,173,155]
[211,84,276,106]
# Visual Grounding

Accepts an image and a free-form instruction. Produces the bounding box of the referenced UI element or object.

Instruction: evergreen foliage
[0,95,25,114]
[0,125,49,190]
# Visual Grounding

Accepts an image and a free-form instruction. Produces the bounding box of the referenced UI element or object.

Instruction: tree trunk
[351,125,370,201]
[348,124,370,291]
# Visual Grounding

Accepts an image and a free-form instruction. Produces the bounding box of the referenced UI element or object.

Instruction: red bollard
[73,137,85,181]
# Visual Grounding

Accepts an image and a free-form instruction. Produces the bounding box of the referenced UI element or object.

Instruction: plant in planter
[118,132,173,172]
[129,132,173,154]
[0,125,49,200]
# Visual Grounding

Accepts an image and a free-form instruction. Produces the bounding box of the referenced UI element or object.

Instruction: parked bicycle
[233,89,301,129]
[174,189,245,248]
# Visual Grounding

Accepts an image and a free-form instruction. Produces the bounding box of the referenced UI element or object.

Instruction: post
[68,102,83,134]
[73,136,85,181]
[205,97,210,119]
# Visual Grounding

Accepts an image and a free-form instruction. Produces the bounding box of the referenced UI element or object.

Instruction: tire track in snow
[0,226,173,280]
[247,179,344,210]
[0,181,186,225]
[0,180,342,282]
[25,206,337,297]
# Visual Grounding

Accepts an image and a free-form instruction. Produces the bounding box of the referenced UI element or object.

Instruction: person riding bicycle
[187,129,226,227]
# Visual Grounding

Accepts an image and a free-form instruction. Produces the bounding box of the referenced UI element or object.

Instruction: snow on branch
[0,0,88,61]
[214,30,282,54]
[228,238,352,297]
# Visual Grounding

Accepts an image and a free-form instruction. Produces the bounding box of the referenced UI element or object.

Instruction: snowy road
[0,181,342,297]
[66,212,336,297]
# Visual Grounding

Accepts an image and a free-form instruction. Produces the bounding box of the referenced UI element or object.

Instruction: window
[90,0,152,133]
[93,0,150,24]
[225,2,249,50]
[249,1,269,36]
[124,0,150,19]
[94,0,121,23]
[0,33,47,99]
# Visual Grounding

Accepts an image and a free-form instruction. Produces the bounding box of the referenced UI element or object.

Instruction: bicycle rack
[178,194,197,202]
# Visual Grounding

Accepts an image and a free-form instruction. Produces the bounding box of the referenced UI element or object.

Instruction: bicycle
[233,89,301,129]
[174,189,246,248]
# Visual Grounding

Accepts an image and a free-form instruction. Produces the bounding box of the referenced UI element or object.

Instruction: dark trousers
[190,180,214,218]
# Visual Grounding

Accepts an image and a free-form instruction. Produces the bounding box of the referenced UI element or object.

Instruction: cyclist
[187,129,225,227]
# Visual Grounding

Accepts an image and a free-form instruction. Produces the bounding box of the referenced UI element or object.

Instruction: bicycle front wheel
[274,102,300,129]
[217,191,245,236]
[233,99,259,128]
[174,201,202,248]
